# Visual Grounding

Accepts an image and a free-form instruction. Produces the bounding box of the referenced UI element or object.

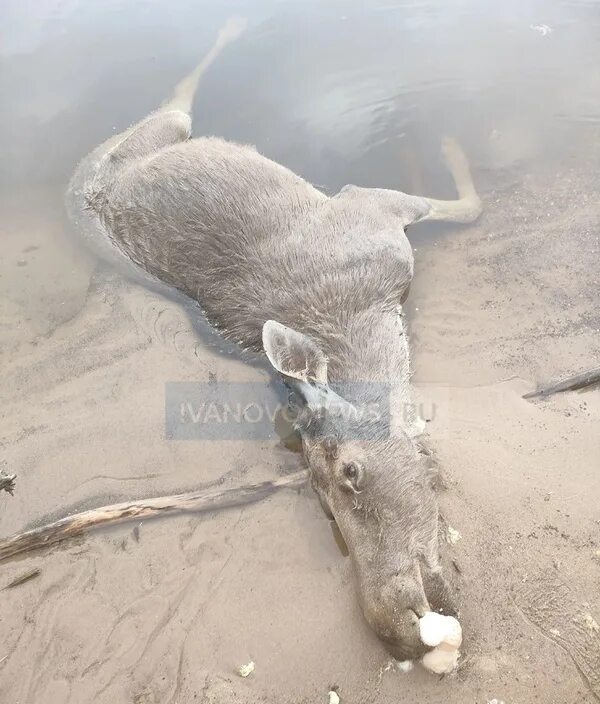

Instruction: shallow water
[1,2,600,703]
[1,0,599,332]
[2,0,600,336]
[3,1,600,191]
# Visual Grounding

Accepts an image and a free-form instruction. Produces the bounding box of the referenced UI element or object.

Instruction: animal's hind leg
[67,16,247,268]
[100,16,247,166]
[160,16,246,114]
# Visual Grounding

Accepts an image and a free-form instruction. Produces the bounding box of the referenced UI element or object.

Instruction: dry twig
[0,470,308,562]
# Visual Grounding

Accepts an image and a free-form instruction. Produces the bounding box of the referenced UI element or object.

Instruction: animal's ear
[262,320,328,384]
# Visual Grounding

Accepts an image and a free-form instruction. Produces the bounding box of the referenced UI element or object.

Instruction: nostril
[411,605,428,619]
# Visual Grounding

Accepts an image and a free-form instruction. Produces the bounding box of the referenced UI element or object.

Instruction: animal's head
[263,320,440,661]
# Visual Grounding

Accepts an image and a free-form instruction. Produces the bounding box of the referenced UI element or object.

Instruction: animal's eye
[343,462,359,479]
[340,461,365,493]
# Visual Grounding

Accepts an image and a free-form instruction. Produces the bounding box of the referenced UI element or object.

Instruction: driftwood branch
[523,367,600,399]
[0,470,309,563]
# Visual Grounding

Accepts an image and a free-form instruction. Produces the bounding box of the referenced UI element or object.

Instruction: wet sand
[0,158,599,703]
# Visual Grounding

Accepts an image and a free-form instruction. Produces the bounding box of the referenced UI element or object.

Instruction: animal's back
[76,135,415,349]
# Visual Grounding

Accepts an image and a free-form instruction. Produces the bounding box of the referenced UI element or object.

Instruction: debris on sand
[487,699,506,704]
[328,690,340,704]
[237,661,255,678]
[379,659,414,680]
[0,467,16,496]
[0,470,309,562]
[581,613,599,635]
[445,526,462,545]
[3,568,41,590]
[523,366,600,399]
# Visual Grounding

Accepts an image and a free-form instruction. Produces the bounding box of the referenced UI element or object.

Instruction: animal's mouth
[382,610,464,670]
[381,628,431,662]
[359,562,436,660]
[409,605,428,619]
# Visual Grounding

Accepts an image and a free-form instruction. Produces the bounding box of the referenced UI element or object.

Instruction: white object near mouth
[419,612,463,674]
[422,642,460,674]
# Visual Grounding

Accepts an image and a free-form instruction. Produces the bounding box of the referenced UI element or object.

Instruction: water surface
[3,0,600,339]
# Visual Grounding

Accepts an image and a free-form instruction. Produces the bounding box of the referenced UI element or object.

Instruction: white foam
[422,642,460,674]
[419,612,462,647]
[419,612,463,674]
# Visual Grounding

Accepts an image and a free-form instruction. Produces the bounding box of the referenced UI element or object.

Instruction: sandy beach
[1,150,599,704]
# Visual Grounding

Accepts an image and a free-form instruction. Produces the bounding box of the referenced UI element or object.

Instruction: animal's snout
[376,609,431,662]
[361,587,432,661]
[375,607,464,670]
[357,561,438,661]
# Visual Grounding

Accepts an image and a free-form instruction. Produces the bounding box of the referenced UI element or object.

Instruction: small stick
[523,367,600,399]
[0,470,308,563]
[3,568,41,590]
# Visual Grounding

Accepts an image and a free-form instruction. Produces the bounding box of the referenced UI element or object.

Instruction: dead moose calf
[66,18,481,667]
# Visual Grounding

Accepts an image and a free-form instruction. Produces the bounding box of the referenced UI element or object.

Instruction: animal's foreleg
[420,137,482,224]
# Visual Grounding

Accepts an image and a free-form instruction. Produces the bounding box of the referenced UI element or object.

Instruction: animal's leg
[419,137,482,224]
[359,138,481,228]
[101,16,247,165]
[67,16,247,271]
[160,16,246,113]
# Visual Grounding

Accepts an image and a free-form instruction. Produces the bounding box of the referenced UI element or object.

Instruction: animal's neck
[313,306,422,437]
[316,306,408,381]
